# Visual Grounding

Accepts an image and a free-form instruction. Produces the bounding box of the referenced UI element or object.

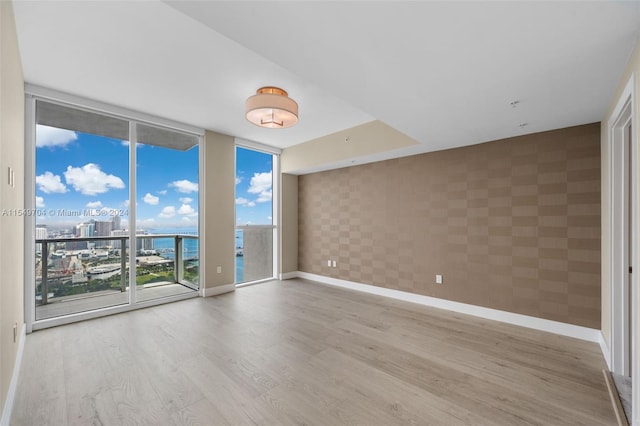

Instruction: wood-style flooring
[11,279,616,425]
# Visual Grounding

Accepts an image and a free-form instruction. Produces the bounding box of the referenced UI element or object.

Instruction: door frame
[608,73,638,423]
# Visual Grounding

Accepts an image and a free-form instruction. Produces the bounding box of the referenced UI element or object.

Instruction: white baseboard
[279,271,298,280]
[1,323,26,426]
[202,283,235,297]
[295,272,601,343]
[599,332,612,370]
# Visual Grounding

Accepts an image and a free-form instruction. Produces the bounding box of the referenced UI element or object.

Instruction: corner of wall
[279,173,298,275]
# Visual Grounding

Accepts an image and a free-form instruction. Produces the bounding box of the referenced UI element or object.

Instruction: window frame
[24,84,204,331]
[234,140,281,286]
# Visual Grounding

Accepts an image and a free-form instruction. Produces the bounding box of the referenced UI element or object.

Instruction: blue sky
[35,125,273,231]
[235,146,274,226]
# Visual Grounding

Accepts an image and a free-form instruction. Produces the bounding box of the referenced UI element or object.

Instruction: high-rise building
[35,225,48,253]
[110,229,153,251]
[94,220,112,237]
[35,225,48,240]
[111,215,121,231]
[76,222,94,238]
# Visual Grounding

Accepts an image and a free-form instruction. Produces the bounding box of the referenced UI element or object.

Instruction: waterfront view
[35,221,200,319]
[32,101,275,320]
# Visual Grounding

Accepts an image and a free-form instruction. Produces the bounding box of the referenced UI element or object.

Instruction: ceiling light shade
[246,86,298,128]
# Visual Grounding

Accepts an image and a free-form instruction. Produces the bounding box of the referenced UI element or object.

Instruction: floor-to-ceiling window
[134,123,200,303]
[235,145,277,284]
[33,100,131,320]
[27,91,202,327]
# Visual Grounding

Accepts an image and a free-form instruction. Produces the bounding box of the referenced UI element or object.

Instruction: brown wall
[202,130,236,294]
[299,123,601,329]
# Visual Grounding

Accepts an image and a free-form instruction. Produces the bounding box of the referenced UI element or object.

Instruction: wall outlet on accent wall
[332,260,337,268]
[436,274,443,284]
[327,260,331,267]
[217,266,222,274]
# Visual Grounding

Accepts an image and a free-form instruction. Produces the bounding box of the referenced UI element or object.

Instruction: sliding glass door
[31,97,201,324]
[134,123,199,303]
[34,101,131,320]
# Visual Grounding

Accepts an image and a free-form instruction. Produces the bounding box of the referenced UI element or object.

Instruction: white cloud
[268,216,272,220]
[181,216,195,225]
[35,196,45,208]
[169,179,198,193]
[248,171,272,194]
[177,204,196,216]
[36,125,78,148]
[158,190,167,195]
[179,197,192,204]
[248,171,272,203]
[86,201,103,208]
[36,171,67,194]
[123,199,130,207]
[256,189,272,203]
[143,193,159,205]
[236,197,255,207]
[159,206,176,218]
[235,176,243,185]
[64,163,125,196]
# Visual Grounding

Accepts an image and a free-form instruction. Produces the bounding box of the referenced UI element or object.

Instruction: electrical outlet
[332,260,337,268]
[327,260,331,267]
[216,266,222,274]
[436,274,443,284]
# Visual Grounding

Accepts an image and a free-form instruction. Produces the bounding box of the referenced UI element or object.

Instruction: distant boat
[235,248,244,257]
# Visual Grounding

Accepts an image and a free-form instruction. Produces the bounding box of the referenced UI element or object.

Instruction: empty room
[1,1,640,425]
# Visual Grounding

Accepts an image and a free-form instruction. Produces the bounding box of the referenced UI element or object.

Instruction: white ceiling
[12,1,640,158]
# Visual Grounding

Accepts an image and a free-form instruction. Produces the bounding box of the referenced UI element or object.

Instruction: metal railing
[36,234,198,305]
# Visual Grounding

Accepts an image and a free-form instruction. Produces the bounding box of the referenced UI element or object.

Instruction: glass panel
[135,123,199,303]
[235,147,275,283]
[34,100,130,320]
[238,227,273,283]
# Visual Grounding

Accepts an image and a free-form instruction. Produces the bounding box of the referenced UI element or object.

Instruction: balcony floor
[35,282,197,320]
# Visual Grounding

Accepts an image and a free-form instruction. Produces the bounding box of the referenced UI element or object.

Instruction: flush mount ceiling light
[246,86,298,128]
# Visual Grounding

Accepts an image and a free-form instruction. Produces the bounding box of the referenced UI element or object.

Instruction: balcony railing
[35,234,198,306]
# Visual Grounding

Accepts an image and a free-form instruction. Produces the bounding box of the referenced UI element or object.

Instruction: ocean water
[236,255,244,283]
[144,228,244,282]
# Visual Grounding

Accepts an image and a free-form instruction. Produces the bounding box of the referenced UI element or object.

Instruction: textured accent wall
[299,124,601,328]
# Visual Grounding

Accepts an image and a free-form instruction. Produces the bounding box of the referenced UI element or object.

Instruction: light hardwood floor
[11,279,616,425]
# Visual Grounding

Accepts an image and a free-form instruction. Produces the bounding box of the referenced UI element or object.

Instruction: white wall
[0,0,25,418]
